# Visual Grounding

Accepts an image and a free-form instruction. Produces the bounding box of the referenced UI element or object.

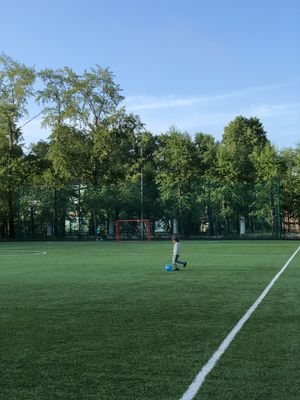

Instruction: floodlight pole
[140,145,144,239]
[16,186,21,241]
[78,183,82,240]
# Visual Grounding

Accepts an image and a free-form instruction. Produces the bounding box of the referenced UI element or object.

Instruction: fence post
[16,186,21,241]
[208,180,214,236]
[276,177,281,239]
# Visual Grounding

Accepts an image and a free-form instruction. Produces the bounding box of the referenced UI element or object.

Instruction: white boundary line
[0,251,47,256]
[180,245,300,400]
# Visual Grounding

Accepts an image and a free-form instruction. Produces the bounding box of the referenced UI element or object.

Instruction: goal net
[116,219,151,241]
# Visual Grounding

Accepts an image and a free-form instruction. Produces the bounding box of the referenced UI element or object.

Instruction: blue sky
[1,0,299,148]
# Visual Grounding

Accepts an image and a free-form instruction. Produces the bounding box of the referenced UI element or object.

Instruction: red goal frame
[116,219,151,241]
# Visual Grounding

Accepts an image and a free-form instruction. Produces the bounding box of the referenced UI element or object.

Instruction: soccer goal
[116,219,151,241]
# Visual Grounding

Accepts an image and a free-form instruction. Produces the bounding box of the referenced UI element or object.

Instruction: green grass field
[0,240,299,400]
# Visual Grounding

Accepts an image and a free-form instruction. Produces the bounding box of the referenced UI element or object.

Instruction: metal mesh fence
[0,178,298,240]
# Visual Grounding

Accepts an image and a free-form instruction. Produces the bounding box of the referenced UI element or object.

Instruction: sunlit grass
[0,240,299,399]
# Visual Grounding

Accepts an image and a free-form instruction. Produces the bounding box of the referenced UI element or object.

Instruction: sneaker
[183,262,187,268]
[174,268,180,271]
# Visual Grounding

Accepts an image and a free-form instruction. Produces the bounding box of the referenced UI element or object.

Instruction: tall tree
[36,68,81,236]
[215,116,270,234]
[248,144,280,233]
[37,67,78,128]
[219,116,269,182]
[38,65,142,235]
[154,127,198,235]
[194,132,218,178]
[278,146,300,233]
[0,54,36,238]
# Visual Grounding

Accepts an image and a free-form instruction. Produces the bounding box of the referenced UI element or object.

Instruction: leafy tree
[37,67,78,128]
[214,116,271,235]
[251,143,279,182]
[0,54,36,238]
[248,144,280,233]
[278,146,300,233]
[125,130,160,223]
[194,132,218,178]
[154,127,198,235]
[1,54,299,241]
[192,133,219,235]
[219,116,269,182]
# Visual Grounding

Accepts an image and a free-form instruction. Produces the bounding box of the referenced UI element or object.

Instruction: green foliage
[279,146,300,224]
[219,116,269,182]
[251,143,279,182]
[0,53,35,118]
[48,125,90,184]
[72,65,124,129]
[37,67,78,127]
[0,54,299,239]
[155,127,198,218]
[0,54,36,237]
[194,132,218,178]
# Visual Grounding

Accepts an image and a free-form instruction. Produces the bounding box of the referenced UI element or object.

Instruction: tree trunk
[108,215,114,238]
[172,218,178,235]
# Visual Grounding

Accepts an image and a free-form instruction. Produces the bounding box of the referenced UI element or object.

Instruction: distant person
[172,235,187,271]
[96,226,103,241]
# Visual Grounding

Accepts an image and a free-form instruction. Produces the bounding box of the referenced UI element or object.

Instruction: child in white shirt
[172,236,187,271]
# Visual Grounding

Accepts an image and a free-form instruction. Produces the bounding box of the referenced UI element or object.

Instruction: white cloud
[18,83,299,149]
[125,83,288,112]
[242,103,300,118]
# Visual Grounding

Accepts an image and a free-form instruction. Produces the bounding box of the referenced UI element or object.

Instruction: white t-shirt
[173,241,180,256]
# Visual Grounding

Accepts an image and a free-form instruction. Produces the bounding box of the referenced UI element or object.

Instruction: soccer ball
[165,264,172,272]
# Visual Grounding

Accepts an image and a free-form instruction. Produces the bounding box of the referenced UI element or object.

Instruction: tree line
[0,53,299,239]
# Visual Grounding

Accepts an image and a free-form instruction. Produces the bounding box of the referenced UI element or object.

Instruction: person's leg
[176,257,187,268]
[173,255,180,271]
[172,255,177,270]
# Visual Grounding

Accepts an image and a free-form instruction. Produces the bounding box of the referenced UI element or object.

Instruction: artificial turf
[0,240,299,399]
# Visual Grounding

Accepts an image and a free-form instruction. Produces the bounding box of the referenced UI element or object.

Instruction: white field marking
[180,245,300,400]
[0,251,47,256]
